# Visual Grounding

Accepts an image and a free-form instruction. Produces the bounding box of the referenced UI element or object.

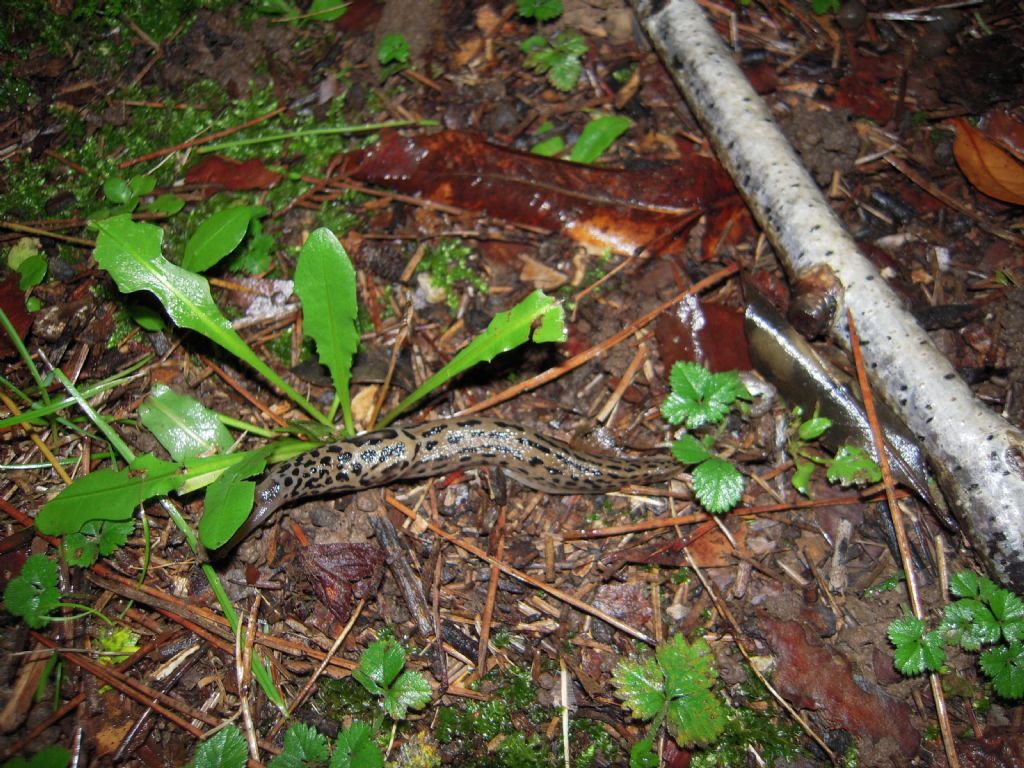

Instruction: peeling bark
[632,0,1024,591]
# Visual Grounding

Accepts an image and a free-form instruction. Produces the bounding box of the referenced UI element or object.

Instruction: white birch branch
[632,0,1024,591]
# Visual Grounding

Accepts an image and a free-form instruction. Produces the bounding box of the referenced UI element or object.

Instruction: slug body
[224,418,677,551]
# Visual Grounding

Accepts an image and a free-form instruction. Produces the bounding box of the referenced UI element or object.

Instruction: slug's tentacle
[220,418,677,552]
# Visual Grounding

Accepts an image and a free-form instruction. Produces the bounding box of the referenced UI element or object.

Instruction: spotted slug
[222,417,678,551]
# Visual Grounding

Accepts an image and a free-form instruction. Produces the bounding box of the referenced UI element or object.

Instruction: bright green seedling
[612,634,726,766]
[521,30,588,92]
[6,236,47,291]
[785,408,882,497]
[188,724,248,768]
[378,33,411,82]
[63,520,136,568]
[888,571,1024,700]
[3,554,114,629]
[97,174,156,218]
[378,289,566,427]
[352,637,433,724]
[661,361,751,513]
[139,384,235,463]
[92,215,329,426]
[518,0,562,22]
[569,114,631,164]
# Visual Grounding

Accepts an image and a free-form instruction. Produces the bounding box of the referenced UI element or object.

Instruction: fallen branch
[632,0,1024,591]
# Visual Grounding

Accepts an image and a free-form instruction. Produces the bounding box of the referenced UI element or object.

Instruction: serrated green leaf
[93,215,328,426]
[889,617,945,674]
[826,445,881,486]
[691,458,744,513]
[662,361,737,429]
[35,456,184,536]
[3,554,60,629]
[267,723,329,768]
[665,686,726,747]
[63,520,135,566]
[947,599,1000,650]
[384,670,432,720]
[517,0,562,21]
[979,642,1024,699]
[139,384,234,462]
[192,724,248,768]
[798,416,832,441]
[330,722,383,768]
[671,434,709,465]
[611,656,665,721]
[182,206,254,273]
[294,228,359,428]
[570,115,631,164]
[888,615,925,647]
[359,638,406,692]
[380,291,565,426]
[198,447,273,550]
[655,636,725,747]
[949,570,982,599]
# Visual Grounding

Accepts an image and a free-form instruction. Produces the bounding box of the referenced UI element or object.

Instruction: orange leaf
[952,118,1024,205]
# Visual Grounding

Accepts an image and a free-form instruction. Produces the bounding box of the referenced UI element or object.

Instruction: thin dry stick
[847,311,960,768]
[457,263,739,417]
[684,551,837,763]
[385,492,655,645]
[0,220,96,246]
[269,599,367,741]
[199,355,290,429]
[476,504,506,676]
[236,596,261,762]
[0,392,75,486]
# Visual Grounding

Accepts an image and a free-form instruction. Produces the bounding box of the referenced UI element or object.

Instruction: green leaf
[671,434,709,465]
[16,254,47,290]
[611,656,665,721]
[380,290,565,426]
[378,33,410,65]
[628,736,658,768]
[384,670,432,721]
[949,570,983,599]
[103,177,133,204]
[307,0,347,21]
[63,520,135,567]
[127,301,166,331]
[353,638,406,696]
[96,625,141,664]
[521,31,587,92]
[1,745,71,768]
[139,384,234,462]
[658,636,725,745]
[182,206,255,273]
[294,228,359,429]
[93,215,328,425]
[145,193,185,215]
[661,362,747,430]
[691,457,744,513]
[798,416,832,441]
[35,457,182,536]
[569,115,631,164]
[3,554,60,629]
[826,444,881,486]
[791,460,815,496]
[517,0,562,21]
[268,723,329,768]
[530,135,565,156]
[889,616,945,674]
[979,642,1024,699]
[191,724,248,768]
[130,175,157,197]
[330,722,383,768]
[944,599,1000,650]
[198,447,273,550]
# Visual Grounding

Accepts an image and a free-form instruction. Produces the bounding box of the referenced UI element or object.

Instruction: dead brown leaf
[952,118,1024,205]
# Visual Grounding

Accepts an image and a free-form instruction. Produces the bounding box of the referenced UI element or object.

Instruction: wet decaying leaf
[340,129,739,255]
[756,615,920,757]
[300,543,385,623]
[0,274,32,358]
[952,118,1024,206]
[184,155,283,193]
[654,296,751,374]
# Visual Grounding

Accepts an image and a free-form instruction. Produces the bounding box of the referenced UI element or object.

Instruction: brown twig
[846,310,959,768]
